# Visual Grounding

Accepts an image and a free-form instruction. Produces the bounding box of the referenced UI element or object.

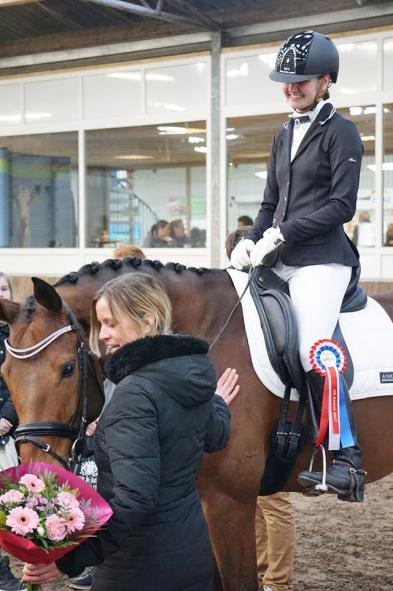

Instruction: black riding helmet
[270,30,339,84]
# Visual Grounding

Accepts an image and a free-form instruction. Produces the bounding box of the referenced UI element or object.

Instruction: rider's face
[96,297,143,355]
[282,76,330,112]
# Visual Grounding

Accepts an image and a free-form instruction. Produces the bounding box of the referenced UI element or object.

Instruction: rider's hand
[215,368,240,405]
[230,239,255,270]
[250,227,284,267]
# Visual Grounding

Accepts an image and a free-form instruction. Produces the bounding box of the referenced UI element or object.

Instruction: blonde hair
[90,273,172,356]
[113,243,145,260]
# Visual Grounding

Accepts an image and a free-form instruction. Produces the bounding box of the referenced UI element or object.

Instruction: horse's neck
[56,268,238,343]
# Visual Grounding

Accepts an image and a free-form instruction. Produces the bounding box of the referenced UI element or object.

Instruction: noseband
[5,307,102,471]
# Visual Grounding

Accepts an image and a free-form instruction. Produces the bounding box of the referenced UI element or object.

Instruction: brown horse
[1,257,393,591]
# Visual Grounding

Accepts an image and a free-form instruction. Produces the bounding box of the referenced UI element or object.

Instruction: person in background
[169,219,190,247]
[237,215,254,230]
[226,234,295,591]
[142,220,173,248]
[112,244,145,260]
[0,272,27,591]
[352,210,375,247]
[24,273,232,591]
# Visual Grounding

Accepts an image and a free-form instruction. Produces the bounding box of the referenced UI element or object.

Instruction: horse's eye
[61,362,75,378]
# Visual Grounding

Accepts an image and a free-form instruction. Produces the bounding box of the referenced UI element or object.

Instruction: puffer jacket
[57,334,230,591]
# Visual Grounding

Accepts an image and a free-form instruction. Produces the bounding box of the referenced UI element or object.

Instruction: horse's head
[0,277,104,468]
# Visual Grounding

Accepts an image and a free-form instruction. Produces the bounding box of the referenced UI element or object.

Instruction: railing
[108,189,158,246]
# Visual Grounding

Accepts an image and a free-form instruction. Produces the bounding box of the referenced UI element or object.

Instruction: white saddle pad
[227,268,393,401]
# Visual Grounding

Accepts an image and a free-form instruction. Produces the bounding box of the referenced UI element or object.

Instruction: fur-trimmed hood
[106,334,216,408]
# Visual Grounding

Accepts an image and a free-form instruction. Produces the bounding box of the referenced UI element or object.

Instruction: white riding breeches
[273,262,352,372]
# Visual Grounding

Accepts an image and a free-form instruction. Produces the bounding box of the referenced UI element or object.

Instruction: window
[383,104,393,246]
[337,106,376,248]
[0,132,78,248]
[85,122,207,249]
[226,113,288,233]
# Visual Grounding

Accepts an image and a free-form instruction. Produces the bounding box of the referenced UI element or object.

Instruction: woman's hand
[215,368,240,405]
[22,562,63,584]
[86,417,99,437]
[0,418,13,436]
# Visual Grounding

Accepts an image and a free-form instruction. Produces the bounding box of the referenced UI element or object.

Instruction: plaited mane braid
[55,257,213,288]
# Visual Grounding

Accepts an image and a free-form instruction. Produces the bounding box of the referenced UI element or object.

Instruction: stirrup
[301,445,329,497]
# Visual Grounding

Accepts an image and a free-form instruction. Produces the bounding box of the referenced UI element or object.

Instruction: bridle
[5,307,104,471]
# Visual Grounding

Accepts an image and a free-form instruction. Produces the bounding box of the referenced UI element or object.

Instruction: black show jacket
[247,103,362,268]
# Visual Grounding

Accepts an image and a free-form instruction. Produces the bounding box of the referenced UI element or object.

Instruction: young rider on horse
[231,30,366,502]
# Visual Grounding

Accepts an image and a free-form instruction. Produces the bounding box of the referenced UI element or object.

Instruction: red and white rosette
[309,339,349,451]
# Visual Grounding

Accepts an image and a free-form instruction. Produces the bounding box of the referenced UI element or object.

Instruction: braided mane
[54,258,213,287]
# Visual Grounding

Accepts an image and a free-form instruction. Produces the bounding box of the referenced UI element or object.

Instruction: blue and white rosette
[309,339,354,451]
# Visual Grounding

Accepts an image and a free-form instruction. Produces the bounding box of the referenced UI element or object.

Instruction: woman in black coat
[23,273,232,591]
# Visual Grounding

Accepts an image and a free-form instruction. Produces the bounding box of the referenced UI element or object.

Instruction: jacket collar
[288,103,336,162]
[105,334,209,384]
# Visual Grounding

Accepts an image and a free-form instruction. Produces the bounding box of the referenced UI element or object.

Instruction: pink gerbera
[6,507,39,536]
[20,474,46,494]
[45,514,67,541]
[0,490,25,505]
[63,507,85,533]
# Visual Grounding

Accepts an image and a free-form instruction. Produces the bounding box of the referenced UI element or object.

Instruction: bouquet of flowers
[0,462,112,591]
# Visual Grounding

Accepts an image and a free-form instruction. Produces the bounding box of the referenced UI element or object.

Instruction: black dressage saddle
[246,265,367,495]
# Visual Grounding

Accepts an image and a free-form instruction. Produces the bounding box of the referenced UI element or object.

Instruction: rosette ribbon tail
[338,374,356,449]
[27,583,41,591]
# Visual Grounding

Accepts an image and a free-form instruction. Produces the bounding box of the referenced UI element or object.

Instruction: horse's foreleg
[202,492,259,591]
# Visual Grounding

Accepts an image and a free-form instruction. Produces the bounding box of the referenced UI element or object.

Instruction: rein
[209,268,255,351]
[6,307,104,471]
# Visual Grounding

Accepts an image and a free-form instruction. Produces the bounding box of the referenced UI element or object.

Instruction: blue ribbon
[338,375,355,448]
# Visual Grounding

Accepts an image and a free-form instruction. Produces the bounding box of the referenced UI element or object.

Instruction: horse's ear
[0,299,20,324]
[32,277,62,313]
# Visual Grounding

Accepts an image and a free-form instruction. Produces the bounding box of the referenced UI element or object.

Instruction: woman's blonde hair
[90,272,172,356]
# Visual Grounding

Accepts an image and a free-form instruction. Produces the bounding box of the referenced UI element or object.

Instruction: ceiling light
[107,72,141,80]
[188,136,205,144]
[255,171,268,179]
[115,155,153,160]
[25,112,53,120]
[157,126,206,135]
[350,107,363,116]
[360,135,375,142]
[226,134,239,141]
[194,146,207,154]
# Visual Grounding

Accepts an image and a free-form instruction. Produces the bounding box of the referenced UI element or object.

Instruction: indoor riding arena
[1,2,393,591]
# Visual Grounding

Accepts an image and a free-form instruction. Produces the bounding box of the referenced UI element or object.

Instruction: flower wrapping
[0,462,112,565]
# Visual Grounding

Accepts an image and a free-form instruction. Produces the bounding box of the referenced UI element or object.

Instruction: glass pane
[383,38,393,91]
[333,41,377,96]
[225,54,283,108]
[146,63,208,114]
[226,113,288,232]
[337,106,376,247]
[0,132,78,248]
[25,78,80,123]
[383,104,393,246]
[85,122,206,249]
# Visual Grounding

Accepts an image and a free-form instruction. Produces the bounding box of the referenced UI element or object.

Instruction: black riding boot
[298,371,366,502]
